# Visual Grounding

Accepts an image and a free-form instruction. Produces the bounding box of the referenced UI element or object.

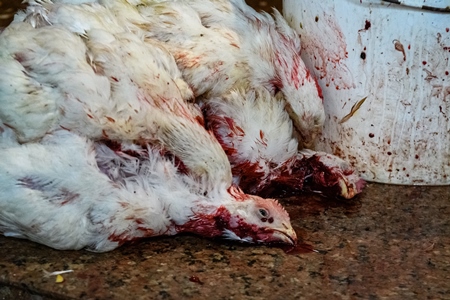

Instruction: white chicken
[205,88,364,198]
[30,0,364,199]
[0,1,297,251]
[99,0,364,198]
[0,125,295,252]
[40,0,325,145]
[135,0,325,147]
[1,3,226,186]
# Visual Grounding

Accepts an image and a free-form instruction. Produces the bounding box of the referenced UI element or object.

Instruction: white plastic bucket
[283,0,450,185]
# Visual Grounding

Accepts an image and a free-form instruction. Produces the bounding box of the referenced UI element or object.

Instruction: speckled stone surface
[1,183,449,299]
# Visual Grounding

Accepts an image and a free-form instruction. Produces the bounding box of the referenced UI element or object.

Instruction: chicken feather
[0,1,297,251]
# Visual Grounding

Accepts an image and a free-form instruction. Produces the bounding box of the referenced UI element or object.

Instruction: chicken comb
[269,198,290,219]
[227,185,248,201]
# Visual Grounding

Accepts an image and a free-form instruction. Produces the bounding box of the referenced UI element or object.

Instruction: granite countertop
[0,183,449,299]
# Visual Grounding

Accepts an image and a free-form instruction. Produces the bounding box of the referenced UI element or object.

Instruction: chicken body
[21,0,364,198]
[0,126,295,251]
[95,0,364,198]
[205,88,298,193]
[0,3,229,187]
[0,1,297,251]
[205,88,364,198]
[49,0,324,143]
[134,0,325,147]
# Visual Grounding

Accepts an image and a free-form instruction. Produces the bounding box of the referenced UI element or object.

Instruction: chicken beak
[338,177,365,199]
[271,223,297,245]
[338,178,350,198]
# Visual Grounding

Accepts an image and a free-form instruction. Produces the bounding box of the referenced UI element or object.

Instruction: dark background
[246,0,282,12]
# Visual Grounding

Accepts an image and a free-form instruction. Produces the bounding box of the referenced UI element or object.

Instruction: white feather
[0,128,217,251]
[0,3,232,187]
[130,0,325,146]
[0,0,309,251]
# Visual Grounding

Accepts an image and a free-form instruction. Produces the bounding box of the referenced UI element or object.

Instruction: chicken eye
[258,208,269,218]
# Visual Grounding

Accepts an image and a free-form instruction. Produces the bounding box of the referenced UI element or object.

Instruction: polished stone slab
[1,183,449,299]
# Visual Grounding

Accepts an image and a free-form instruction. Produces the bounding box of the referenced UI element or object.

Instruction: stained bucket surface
[284,0,450,185]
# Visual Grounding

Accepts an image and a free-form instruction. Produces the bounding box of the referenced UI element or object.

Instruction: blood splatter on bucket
[284,0,450,185]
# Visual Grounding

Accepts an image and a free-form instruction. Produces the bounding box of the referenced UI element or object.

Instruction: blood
[195,115,204,127]
[108,231,132,246]
[177,207,229,237]
[369,133,375,138]
[393,40,406,61]
[269,77,284,92]
[178,205,261,244]
[59,189,80,206]
[446,71,449,76]
[447,28,449,32]
[189,276,204,285]
[231,160,266,194]
[275,51,300,89]
[422,61,427,65]
[207,107,267,183]
[108,218,155,246]
[105,116,115,123]
[222,214,260,242]
[203,109,244,157]
[313,76,323,99]
[364,20,371,30]
[223,116,245,136]
[355,179,366,193]
[259,130,267,146]
[13,52,27,63]
[302,156,347,197]
[137,226,154,236]
[262,153,364,199]
[254,157,307,198]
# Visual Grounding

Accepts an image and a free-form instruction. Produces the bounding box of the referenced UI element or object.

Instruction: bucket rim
[381,0,450,13]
